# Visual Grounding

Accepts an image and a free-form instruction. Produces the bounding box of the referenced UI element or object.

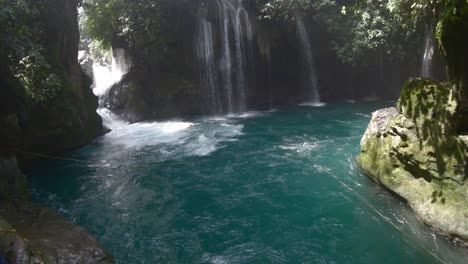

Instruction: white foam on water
[183,122,244,157]
[203,110,268,122]
[102,120,195,150]
[228,111,265,119]
[97,114,244,161]
[299,102,327,107]
[97,108,128,130]
[280,141,320,155]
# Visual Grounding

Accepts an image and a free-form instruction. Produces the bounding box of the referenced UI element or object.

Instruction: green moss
[358,79,468,239]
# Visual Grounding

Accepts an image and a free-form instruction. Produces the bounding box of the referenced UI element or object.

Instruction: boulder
[358,79,468,241]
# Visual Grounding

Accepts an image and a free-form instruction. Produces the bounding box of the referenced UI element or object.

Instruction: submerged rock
[358,79,468,241]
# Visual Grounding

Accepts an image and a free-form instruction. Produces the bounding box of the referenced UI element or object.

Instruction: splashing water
[92,48,130,97]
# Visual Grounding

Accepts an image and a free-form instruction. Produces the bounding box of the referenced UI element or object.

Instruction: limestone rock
[358,79,468,241]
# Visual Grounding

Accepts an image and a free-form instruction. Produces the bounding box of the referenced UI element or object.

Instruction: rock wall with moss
[358,1,468,242]
[0,0,113,262]
[0,0,103,155]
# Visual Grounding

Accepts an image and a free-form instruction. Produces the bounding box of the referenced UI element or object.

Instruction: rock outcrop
[0,201,114,264]
[0,155,114,264]
[0,0,103,154]
[0,0,113,262]
[358,79,468,241]
[103,69,202,123]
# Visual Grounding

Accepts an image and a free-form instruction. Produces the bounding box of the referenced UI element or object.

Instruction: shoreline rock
[358,79,468,241]
[0,155,114,264]
[0,200,114,264]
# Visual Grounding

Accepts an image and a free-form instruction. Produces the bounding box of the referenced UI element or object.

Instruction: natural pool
[26,103,468,263]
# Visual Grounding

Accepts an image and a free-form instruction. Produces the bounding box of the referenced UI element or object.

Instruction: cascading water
[265,41,273,108]
[296,15,322,105]
[90,48,130,127]
[92,48,130,97]
[421,25,435,79]
[195,0,253,114]
[196,14,222,114]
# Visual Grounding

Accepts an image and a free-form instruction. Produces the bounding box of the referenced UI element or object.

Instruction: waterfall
[92,48,130,97]
[265,41,273,108]
[195,0,253,114]
[91,48,130,126]
[421,25,435,79]
[112,49,130,82]
[196,16,222,114]
[296,15,321,105]
[219,1,234,113]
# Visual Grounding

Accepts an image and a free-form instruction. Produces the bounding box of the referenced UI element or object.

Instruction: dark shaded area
[0,0,103,156]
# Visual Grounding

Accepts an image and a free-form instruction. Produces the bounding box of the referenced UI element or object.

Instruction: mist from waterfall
[296,15,321,105]
[421,25,435,79]
[195,0,253,115]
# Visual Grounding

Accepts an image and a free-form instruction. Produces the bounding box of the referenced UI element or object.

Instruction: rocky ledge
[358,79,468,242]
[0,155,114,264]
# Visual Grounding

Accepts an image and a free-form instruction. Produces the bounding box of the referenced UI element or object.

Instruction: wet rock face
[102,70,203,123]
[0,0,103,154]
[358,79,468,241]
[0,201,114,264]
[0,155,115,263]
[0,155,27,200]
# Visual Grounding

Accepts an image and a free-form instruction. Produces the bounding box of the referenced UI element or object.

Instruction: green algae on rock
[358,79,468,241]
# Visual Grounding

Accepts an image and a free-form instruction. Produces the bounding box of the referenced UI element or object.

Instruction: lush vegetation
[258,0,428,66]
[258,0,467,66]
[82,0,435,68]
[82,0,194,65]
[2,0,465,102]
[0,0,63,102]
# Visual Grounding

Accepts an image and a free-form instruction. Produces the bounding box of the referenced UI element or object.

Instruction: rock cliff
[0,0,112,262]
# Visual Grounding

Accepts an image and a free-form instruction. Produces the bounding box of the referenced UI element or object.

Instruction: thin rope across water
[0,134,362,169]
[0,128,448,263]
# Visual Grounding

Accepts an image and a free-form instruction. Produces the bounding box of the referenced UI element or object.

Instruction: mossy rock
[358,79,468,240]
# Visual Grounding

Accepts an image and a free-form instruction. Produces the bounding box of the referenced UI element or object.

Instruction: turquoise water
[27,103,468,263]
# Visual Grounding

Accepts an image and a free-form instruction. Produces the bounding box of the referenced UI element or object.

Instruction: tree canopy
[258,0,427,66]
[0,0,62,102]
